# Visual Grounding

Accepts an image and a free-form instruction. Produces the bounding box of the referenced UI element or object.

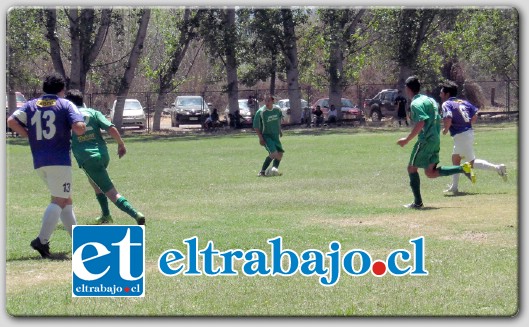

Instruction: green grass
[5,122,518,316]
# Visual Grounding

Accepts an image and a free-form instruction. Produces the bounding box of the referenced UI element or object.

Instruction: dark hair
[42,72,66,94]
[65,89,84,107]
[440,80,458,97]
[405,76,421,93]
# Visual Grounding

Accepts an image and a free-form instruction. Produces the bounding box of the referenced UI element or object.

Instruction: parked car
[224,99,253,128]
[363,89,400,121]
[110,99,146,129]
[311,98,365,122]
[276,98,309,123]
[6,92,27,134]
[5,91,27,112]
[170,95,210,127]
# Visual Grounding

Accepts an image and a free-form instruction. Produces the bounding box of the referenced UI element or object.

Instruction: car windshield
[178,98,204,107]
[238,100,250,110]
[341,99,354,107]
[124,100,142,110]
[16,94,26,102]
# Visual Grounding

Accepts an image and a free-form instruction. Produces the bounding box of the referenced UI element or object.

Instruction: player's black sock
[409,172,422,205]
[273,159,281,169]
[96,193,110,216]
[261,156,273,172]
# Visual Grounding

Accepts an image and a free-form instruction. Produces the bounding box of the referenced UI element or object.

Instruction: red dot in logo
[372,261,387,276]
[125,287,130,293]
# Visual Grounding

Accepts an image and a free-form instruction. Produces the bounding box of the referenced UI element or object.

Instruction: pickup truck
[363,89,400,121]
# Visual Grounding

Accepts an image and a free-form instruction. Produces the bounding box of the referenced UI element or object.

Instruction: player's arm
[397,120,424,147]
[6,115,28,138]
[72,121,86,136]
[471,109,479,124]
[254,128,266,146]
[108,126,126,158]
[442,117,452,135]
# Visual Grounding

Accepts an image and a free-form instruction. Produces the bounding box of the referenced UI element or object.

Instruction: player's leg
[269,137,284,176]
[81,158,113,224]
[445,154,462,193]
[258,136,274,176]
[406,143,424,208]
[32,166,74,257]
[59,197,77,237]
[105,188,145,225]
[473,159,508,181]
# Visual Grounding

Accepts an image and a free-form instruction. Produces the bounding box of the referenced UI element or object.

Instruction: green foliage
[442,8,518,80]
[6,8,48,89]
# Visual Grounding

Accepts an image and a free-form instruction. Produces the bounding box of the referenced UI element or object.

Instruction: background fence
[13,79,518,117]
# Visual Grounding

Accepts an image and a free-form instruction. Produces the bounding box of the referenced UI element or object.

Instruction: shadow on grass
[9,252,71,262]
[6,120,517,146]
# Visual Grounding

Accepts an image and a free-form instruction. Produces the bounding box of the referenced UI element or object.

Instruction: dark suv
[363,89,400,121]
[170,95,210,127]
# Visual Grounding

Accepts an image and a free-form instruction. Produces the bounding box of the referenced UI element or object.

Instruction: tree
[241,8,305,123]
[111,8,150,132]
[6,8,47,113]
[198,9,240,121]
[44,8,112,92]
[317,8,366,118]
[144,8,203,131]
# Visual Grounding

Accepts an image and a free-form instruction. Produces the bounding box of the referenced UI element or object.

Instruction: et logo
[72,225,145,297]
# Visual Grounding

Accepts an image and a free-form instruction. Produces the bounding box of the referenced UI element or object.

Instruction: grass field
[4,122,518,316]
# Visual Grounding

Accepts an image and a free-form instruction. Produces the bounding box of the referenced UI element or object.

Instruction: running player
[440,80,507,194]
[65,90,145,225]
[253,95,284,177]
[397,76,475,209]
[7,73,86,258]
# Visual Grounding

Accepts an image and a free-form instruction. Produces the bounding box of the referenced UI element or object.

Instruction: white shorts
[452,129,475,162]
[35,165,73,198]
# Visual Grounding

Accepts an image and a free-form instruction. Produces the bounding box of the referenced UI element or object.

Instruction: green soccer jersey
[410,94,441,143]
[71,108,114,167]
[253,105,282,136]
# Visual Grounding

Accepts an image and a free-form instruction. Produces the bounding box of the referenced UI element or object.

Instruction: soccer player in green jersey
[396,76,475,209]
[65,90,145,225]
[253,95,284,176]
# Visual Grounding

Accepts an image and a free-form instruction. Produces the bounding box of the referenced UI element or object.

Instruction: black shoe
[403,202,424,209]
[30,237,51,258]
[257,171,266,177]
[135,212,146,225]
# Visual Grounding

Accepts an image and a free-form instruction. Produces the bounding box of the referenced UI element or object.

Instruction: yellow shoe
[461,162,476,184]
[95,214,113,224]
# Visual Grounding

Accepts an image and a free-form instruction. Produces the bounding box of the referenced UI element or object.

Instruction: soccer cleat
[30,237,51,258]
[461,162,476,184]
[403,202,424,209]
[95,214,113,224]
[257,171,266,177]
[443,185,460,194]
[135,212,145,225]
[497,164,508,182]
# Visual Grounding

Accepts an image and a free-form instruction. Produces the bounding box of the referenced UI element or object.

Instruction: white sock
[451,173,460,189]
[60,205,77,237]
[38,203,62,244]
[473,159,498,171]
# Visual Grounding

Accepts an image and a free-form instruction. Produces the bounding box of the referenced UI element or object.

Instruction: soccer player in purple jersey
[7,73,86,258]
[439,80,507,194]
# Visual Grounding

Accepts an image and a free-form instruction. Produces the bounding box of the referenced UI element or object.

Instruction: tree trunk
[69,9,82,90]
[282,9,302,124]
[45,9,66,82]
[152,9,197,131]
[328,37,344,120]
[113,9,151,132]
[225,9,240,122]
